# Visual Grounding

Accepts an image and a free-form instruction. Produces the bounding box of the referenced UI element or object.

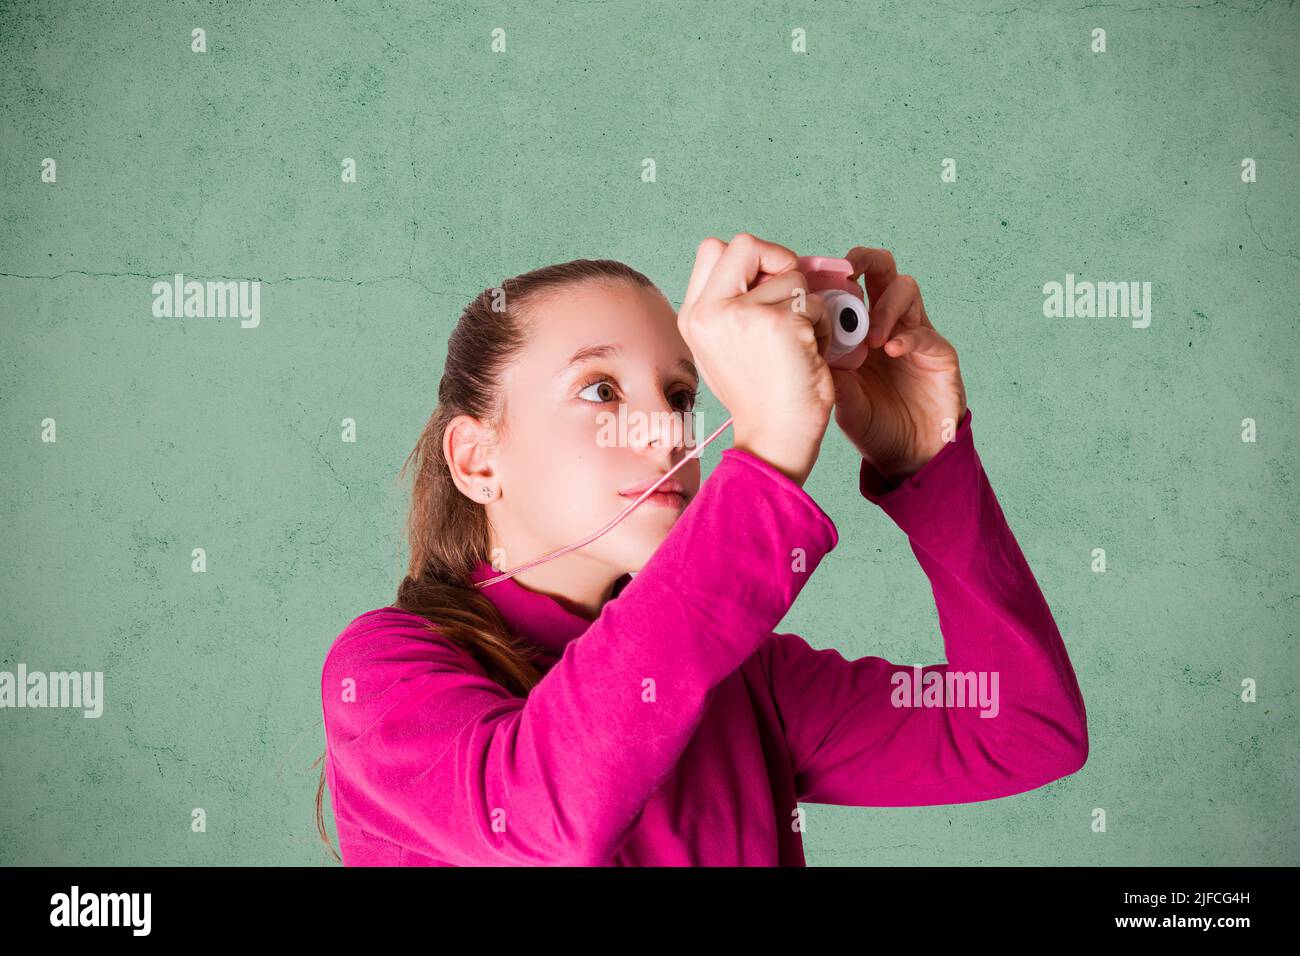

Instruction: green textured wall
[1,0,1295,866]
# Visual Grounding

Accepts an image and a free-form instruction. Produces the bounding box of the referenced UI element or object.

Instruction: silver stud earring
[481,485,492,499]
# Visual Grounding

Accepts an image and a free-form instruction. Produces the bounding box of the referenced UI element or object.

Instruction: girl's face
[475,279,703,593]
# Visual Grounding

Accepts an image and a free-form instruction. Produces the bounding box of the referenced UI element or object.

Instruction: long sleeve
[759,406,1089,806]
[322,446,839,866]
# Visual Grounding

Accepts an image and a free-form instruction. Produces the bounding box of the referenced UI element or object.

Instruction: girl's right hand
[678,234,835,488]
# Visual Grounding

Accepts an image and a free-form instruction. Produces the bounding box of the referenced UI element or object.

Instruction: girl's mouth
[618,475,689,510]
[621,489,686,510]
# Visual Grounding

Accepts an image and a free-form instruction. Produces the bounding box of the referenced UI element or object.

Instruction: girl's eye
[576,377,696,411]
[577,378,619,403]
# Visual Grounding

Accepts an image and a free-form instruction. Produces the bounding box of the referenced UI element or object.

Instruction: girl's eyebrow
[555,343,698,384]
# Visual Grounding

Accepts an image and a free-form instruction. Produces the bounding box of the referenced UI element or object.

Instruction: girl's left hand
[830,247,968,485]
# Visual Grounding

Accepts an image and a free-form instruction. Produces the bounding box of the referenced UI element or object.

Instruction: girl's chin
[618,525,678,567]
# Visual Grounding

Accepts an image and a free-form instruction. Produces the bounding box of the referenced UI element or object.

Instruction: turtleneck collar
[469,559,632,660]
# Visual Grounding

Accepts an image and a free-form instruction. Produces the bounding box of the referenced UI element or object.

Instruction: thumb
[830,369,877,457]
[885,325,948,358]
[830,369,870,422]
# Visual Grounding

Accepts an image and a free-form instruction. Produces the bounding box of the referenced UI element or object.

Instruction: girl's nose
[628,398,691,453]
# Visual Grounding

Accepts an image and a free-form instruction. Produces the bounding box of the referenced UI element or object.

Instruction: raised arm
[322,446,839,866]
[759,407,1089,806]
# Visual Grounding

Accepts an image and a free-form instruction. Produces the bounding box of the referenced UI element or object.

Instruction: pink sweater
[320,407,1088,865]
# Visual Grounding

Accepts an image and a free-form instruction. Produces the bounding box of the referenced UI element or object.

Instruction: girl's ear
[444,414,500,503]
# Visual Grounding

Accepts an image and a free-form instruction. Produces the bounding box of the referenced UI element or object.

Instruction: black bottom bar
[0,866,1288,940]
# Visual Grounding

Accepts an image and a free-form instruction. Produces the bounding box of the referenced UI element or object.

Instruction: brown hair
[313,258,659,863]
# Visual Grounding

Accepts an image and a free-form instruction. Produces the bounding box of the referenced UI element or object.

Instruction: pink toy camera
[752,255,870,370]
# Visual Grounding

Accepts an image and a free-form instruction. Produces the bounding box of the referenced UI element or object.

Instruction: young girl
[315,234,1088,866]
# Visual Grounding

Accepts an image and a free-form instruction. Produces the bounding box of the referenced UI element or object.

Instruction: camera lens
[822,292,869,362]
